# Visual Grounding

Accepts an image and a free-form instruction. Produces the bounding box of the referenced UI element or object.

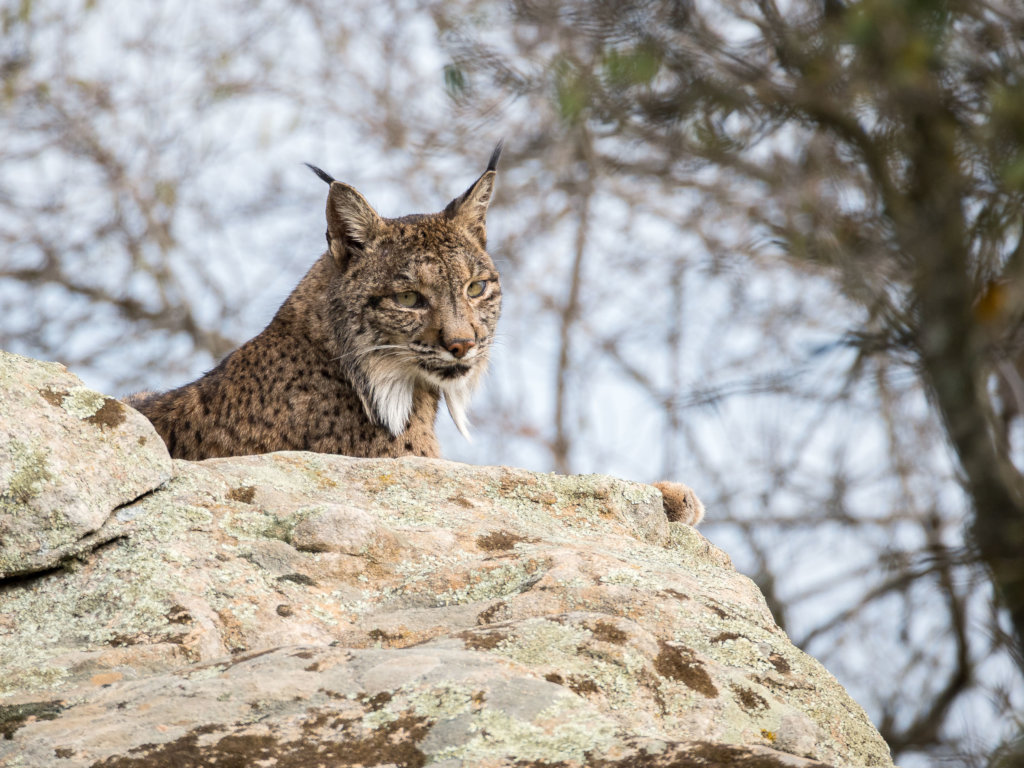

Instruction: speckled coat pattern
[127,148,503,461]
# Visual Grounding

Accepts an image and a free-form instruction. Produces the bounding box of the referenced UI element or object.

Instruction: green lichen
[220,505,294,542]
[598,566,674,593]
[470,618,654,718]
[430,691,619,764]
[361,675,621,765]
[486,619,590,666]
[58,387,107,420]
[394,551,470,580]
[116,477,215,538]
[666,522,734,568]
[0,664,68,696]
[368,682,477,729]
[0,438,53,512]
[306,604,341,626]
[0,500,201,694]
[435,560,544,606]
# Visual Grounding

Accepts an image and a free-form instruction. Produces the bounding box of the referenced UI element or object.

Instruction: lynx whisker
[333,345,408,364]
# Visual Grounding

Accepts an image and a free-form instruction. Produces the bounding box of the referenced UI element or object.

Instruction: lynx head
[307,144,503,439]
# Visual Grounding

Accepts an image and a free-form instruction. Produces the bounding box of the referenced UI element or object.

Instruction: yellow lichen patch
[761,728,776,742]
[316,473,339,489]
[362,472,396,493]
[525,490,558,505]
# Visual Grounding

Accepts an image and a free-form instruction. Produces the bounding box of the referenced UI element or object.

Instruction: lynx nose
[445,338,475,359]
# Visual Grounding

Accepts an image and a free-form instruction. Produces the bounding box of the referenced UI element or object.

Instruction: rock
[0,351,172,578]
[0,355,893,767]
[1,645,838,768]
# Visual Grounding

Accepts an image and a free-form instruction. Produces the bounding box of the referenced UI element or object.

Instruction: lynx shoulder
[126,145,503,461]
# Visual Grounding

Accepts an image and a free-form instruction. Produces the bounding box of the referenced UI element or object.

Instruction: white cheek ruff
[358,354,418,436]
[355,349,488,439]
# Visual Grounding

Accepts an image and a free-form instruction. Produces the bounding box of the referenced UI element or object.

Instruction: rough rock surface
[0,356,893,768]
[0,351,172,578]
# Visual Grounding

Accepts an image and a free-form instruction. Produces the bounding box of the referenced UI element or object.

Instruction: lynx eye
[395,291,424,308]
[467,280,487,298]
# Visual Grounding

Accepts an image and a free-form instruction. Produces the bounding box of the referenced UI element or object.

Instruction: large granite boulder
[0,350,172,578]
[0,353,893,767]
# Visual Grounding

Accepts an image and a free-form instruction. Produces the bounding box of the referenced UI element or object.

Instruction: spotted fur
[126,147,503,460]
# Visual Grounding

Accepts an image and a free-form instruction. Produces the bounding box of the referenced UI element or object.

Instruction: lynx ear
[652,481,705,527]
[326,181,381,265]
[444,141,503,246]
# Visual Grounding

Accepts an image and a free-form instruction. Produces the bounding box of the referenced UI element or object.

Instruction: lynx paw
[652,481,705,527]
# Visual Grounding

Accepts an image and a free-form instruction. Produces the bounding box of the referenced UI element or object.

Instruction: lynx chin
[126,144,504,461]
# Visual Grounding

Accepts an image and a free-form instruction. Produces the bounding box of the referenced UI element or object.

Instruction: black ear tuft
[443,146,501,245]
[304,163,335,185]
[487,140,504,173]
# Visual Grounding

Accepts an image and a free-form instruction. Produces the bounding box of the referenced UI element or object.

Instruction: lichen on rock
[0,350,894,768]
[0,351,171,578]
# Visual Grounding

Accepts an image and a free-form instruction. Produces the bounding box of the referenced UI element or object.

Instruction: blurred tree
[0,0,461,392]
[436,0,1024,763]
